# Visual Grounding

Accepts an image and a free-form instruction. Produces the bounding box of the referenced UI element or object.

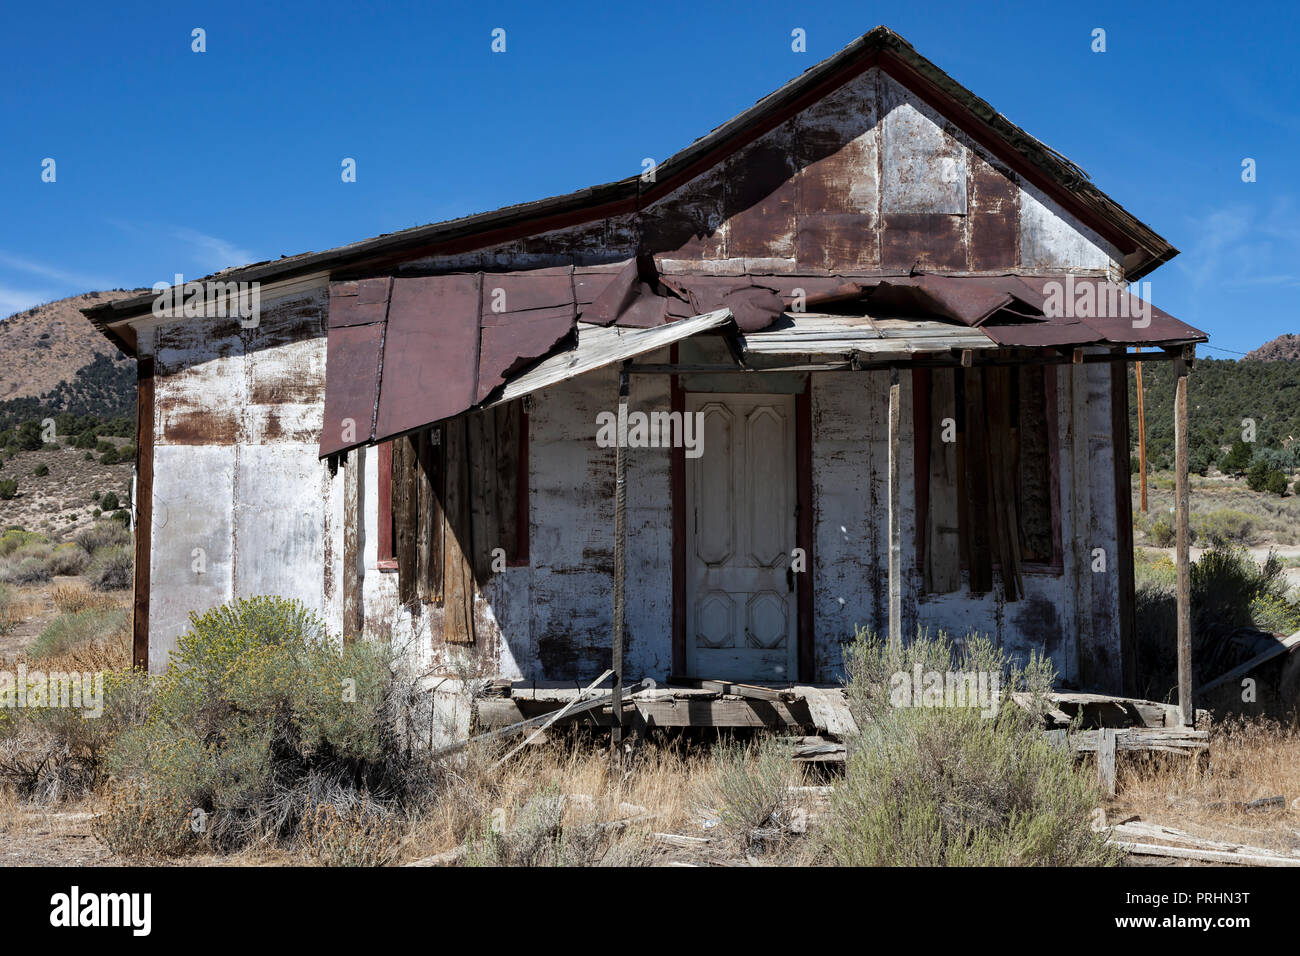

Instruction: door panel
[685,393,797,681]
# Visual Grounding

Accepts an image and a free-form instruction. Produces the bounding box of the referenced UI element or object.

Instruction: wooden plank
[795,383,815,682]
[415,426,444,603]
[443,416,476,644]
[1110,840,1300,867]
[887,370,902,646]
[132,356,154,671]
[492,669,614,770]
[467,409,497,580]
[1196,631,1300,696]
[1111,361,1138,697]
[495,402,522,563]
[925,368,960,593]
[392,434,419,606]
[612,365,629,765]
[984,366,1022,601]
[667,677,795,702]
[1174,356,1193,726]
[342,447,362,641]
[961,368,993,593]
[475,696,812,731]
[1096,727,1117,797]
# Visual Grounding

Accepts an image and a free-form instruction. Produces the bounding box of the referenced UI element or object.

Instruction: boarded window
[914,366,1058,600]
[378,401,528,641]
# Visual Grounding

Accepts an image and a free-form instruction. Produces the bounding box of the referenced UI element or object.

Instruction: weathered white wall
[144,289,329,670]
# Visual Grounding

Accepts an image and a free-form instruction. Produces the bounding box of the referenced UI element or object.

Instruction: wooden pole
[611,363,629,766]
[1135,348,1148,513]
[1174,352,1193,727]
[888,367,902,648]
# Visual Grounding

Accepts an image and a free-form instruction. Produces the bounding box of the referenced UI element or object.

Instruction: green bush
[0,479,16,500]
[73,429,98,450]
[75,520,130,555]
[1192,508,1258,547]
[1265,469,1290,496]
[28,608,128,659]
[99,492,119,512]
[699,739,799,853]
[46,542,90,576]
[821,629,1116,866]
[0,556,52,586]
[33,463,49,477]
[0,529,46,557]
[1148,515,1175,548]
[1246,460,1270,491]
[99,447,120,466]
[87,546,132,591]
[98,597,403,857]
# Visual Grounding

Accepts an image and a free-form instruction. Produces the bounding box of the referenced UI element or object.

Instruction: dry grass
[1113,718,1300,855]
[399,737,715,862]
[50,583,124,616]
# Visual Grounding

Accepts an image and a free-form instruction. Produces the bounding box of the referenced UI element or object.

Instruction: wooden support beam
[132,357,154,671]
[1096,727,1117,797]
[612,362,630,766]
[342,447,362,642]
[888,367,902,648]
[1174,354,1193,726]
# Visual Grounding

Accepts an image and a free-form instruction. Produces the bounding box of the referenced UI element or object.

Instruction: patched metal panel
[233,443,326,612]
[155,318,247,446]
[878,73,967,215]
[1019,184,1117,271]
[148,444,235,670]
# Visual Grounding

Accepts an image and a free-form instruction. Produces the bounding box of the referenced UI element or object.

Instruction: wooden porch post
[611,363,630,765]
[1174,349,1193,726]
[888,367,902,648]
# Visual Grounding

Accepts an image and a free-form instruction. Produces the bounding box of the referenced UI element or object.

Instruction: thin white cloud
[0,252,113,291]
[1176,199,1300,291]
[169,228,255,273]
[0,283,58,319]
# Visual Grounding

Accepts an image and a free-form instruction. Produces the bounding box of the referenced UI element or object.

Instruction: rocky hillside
[1246,334,1300,362]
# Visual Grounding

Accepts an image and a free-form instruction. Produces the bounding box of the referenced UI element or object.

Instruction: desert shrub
[462,787,650,867]
[87,546,132,591]
[1147,515,1175,547]
[46,542,90,576]
[0,668,152,803]
[73,429,98,450]
[99,492,119,513]
[821,629,1116,866]
[0,529,45,557]
[99,447,119,465]
[28,608,128,660]
[698,738,799,853]
[32,463,49,477]
[301,793,404,867]
[75,519,129,555]
[117,444,135,461]
[0,583,15,637]
[0,479,16,500]
[97,597,415,858]
[1266,469,1290,496]
[1250,593,1300,636]
[110,509,129,526]
[1192,508,1258,547]
[0,556,52,586]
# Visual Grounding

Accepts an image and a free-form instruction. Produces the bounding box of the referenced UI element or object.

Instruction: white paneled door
[685,393,797,681]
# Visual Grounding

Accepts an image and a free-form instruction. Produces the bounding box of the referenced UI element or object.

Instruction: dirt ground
[0,441,133,539]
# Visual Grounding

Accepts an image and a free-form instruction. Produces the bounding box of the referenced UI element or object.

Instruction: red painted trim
[670,345,687,678]
[377,441,397,571]
[508,403,530,567]
[796,381,815,684]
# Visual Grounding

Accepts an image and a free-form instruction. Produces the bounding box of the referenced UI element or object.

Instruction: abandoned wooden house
[85,27,1208,739]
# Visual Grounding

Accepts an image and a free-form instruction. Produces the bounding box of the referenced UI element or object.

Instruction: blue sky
[2,0,1297,355]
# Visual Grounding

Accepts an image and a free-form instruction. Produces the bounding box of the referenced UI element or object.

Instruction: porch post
[611,362,630,764]
[1174,348,1193,726]
[888,367,902,648]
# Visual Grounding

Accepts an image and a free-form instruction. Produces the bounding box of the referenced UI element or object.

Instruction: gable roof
[85,25,1179,355]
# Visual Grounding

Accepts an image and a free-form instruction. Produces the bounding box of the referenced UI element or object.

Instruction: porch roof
[318,263,1206,458]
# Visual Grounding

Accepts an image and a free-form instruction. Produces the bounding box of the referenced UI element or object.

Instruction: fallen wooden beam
[666,676,795,702]
[1110,840,1300,867]
[491,669,613,770]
